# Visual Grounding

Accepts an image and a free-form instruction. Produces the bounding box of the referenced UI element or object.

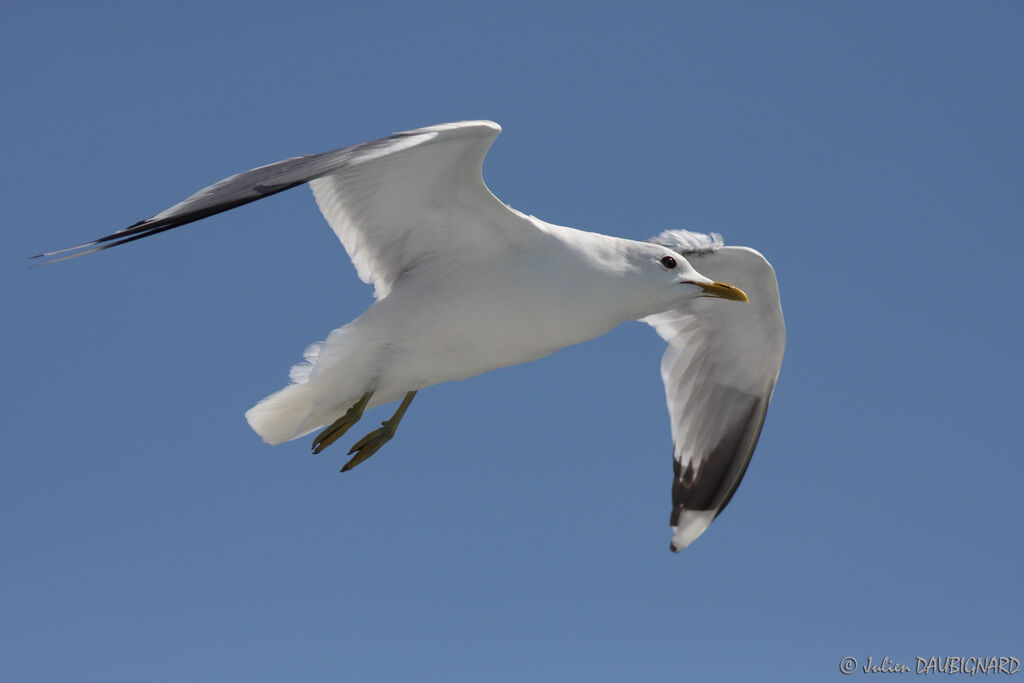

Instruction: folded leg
[311,391,372,455]
[341,391,417,472]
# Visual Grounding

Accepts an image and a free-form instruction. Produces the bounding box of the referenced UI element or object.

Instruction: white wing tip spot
[670,509,717,551]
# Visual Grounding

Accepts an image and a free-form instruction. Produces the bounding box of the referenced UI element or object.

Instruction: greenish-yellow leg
[340,391,417,472]
[311,391,372,455]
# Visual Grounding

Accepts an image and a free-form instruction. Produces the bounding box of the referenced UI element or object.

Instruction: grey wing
[35,121,533,290]
[643,241,785,551]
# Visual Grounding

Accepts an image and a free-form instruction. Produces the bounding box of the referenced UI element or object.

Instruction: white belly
[353,250,633,397]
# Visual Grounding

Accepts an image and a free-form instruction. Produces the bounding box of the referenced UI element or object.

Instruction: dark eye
[660,255,677,269]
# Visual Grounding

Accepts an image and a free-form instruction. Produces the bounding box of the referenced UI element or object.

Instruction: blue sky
[3,2,1022,680]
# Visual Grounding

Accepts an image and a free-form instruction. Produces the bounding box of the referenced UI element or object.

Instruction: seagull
[38,121,785,551]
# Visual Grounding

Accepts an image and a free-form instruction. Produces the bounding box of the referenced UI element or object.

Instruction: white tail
[245,323,375,445]
[245,383,326,444]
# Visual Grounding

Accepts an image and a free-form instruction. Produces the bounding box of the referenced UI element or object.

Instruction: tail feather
[245,384,325,445]
[245,323,373,445]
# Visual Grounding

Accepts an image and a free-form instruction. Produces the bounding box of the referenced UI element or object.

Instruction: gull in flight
[38,121,785,550]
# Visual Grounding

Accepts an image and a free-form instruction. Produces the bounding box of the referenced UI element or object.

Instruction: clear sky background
[3,2,1022,681]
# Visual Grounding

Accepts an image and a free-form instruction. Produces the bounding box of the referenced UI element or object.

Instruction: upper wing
[309,121,531,298]
[35,121,534,297]
[643,231,785,551]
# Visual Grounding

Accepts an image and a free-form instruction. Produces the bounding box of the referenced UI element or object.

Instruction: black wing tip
[31,246,99,266]
[30,245,95,266]
[31,215,159,265]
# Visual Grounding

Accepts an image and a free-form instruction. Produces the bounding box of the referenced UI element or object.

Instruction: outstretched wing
[35,120,534,297]
[644,231,785,551]
[308,121,531,298]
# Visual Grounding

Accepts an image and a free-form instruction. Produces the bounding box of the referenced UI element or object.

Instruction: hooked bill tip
[695,280,748,302]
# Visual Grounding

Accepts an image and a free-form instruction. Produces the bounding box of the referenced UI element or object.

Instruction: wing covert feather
[309,121,531,298]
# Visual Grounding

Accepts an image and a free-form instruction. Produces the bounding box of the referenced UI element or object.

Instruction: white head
[623,240,748,317]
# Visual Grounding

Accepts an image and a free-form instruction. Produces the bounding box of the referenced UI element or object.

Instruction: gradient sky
[3,2,1022,681]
